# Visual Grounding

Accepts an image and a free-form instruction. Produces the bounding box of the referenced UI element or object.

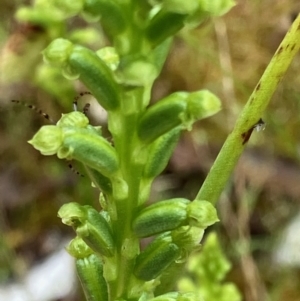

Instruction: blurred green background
[1,1,300,301]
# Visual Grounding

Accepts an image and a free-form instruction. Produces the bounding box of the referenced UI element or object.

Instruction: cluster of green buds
[133,199,218,238]
[30,38,222,203]
[28,35,222,301]
[17,0,235,52]
[57,199,218,295]
[28,111,119,178]
[133,199,218,281]
[58,203,114,257]
[23,0,238,300]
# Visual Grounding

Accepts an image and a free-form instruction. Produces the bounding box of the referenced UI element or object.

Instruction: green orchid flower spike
[19,0,300,300]
[24,0,236,299]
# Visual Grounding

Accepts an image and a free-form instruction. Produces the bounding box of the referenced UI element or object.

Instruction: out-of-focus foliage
[178,232,241,301]
[1,1,300,301]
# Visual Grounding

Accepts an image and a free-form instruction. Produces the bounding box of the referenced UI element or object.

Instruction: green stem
[108,62,154,301]
[196,14,300,205]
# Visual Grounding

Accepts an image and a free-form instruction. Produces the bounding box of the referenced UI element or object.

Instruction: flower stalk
[196,13,300,205]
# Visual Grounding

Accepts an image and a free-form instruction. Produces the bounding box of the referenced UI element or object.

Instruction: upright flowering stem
[196,14,300,205]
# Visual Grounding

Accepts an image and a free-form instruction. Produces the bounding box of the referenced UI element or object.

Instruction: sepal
[96,47,120,71]
[186,200,219,228]
[66,236,93,258]
[171,226,205,253]
[28,125,63,156]
[58,202,115,257]
[56,111,89,128]
[43,38,74,66]
[183,90,221,130]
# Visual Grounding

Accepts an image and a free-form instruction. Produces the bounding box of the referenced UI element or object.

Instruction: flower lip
[28,125,64,156]
[57,111,89,128]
